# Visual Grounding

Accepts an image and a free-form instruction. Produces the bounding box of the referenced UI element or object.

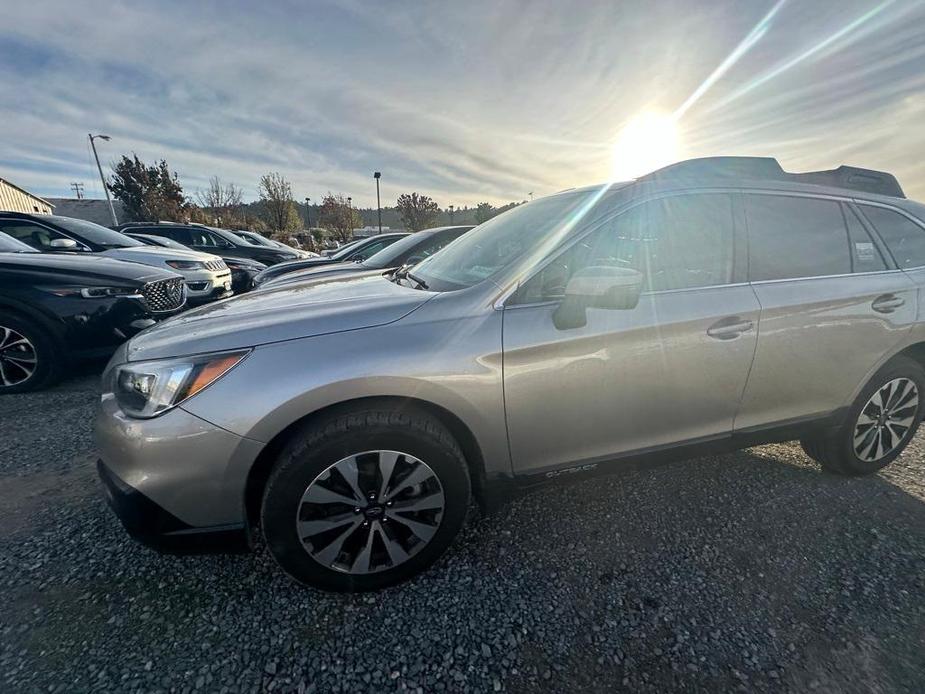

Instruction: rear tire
[800,356,925,475]
[261,405,471,592]
[0,313,61,394]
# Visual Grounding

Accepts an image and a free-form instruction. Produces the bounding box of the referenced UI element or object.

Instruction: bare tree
[196,176,243,209]
[396,192,440,232]
[258,172,301,235]
[318,192,362,244]
[194,176,244,227]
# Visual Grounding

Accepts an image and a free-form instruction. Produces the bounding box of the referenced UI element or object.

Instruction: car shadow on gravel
[3,439,924,693]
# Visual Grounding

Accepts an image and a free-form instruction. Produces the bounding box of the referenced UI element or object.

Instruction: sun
[610,111,681,181]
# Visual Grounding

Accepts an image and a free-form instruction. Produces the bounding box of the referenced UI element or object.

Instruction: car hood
[262,261,373,288]
[103,246,222,265]
[126,274,434,361]
[0,252,177,284]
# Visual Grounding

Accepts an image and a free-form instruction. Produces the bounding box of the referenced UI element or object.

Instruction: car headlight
[40,285,142,299]
[165,260,205,270]
[113,350,249,418]
[81,286,143,299]
[226,259,266,271]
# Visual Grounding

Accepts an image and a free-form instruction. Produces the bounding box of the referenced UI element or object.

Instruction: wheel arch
[243,395,491,531]
[0,299,66,348]
[894,341,925,372]
[840,341,925,420]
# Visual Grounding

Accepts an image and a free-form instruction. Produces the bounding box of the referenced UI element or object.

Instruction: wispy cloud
[1,0,924,205]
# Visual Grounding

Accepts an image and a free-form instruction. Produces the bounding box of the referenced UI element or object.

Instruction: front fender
[180,313,512,481]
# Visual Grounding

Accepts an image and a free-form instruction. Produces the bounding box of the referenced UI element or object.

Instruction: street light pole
[89,133,118,226]
[373,171,382,234]
[304,197,312,227]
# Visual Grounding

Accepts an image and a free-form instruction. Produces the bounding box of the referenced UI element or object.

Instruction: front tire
[261,406,471,591]
[0,313,61,394]
[801,356,924,475]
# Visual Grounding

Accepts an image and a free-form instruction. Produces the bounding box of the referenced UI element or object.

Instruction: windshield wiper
[407,272,428,290]
[390,266,428,289]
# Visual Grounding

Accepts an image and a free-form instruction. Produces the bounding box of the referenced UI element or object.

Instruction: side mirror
[553,266,643,330]
[49,238,80,250]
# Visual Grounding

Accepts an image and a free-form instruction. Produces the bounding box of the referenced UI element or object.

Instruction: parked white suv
[0,213,233,304]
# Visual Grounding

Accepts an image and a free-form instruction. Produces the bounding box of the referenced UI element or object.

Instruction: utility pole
[70,182,84,199]
[373,172,382,234]
[89,134,118,225]
[448,204,454,223]
[304,197,312,227]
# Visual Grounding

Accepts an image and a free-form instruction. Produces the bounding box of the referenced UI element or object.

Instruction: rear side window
[844,206,887,273]
[745,195,850,281]
[859,205,925,269]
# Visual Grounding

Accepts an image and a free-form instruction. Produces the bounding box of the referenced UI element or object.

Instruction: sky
[1,0,924,208]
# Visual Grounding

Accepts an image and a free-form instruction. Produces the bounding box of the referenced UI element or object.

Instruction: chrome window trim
[748,268,903,286]
[503,281,756,311]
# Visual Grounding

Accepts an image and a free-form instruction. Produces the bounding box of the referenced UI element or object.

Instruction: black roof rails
[640,156,905,199]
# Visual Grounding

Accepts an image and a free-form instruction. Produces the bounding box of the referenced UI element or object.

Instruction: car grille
[204,259,227,271]
[142,277,187,313]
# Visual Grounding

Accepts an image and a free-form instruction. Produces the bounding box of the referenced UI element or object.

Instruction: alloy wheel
[0,326,38,388]
[296,450,446,575]
[853,377,919,462]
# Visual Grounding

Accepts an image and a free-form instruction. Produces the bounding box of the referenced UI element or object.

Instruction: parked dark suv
[0,232,185,393]
[97,157,925,591]
[114,223,299,266]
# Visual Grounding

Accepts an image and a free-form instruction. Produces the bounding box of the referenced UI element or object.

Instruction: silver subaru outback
[96,157,925,591]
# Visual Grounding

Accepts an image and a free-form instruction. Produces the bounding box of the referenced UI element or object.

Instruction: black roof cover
[640,157,905,199]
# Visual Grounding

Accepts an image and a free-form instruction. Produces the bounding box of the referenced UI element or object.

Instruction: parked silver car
[96,157,925,591]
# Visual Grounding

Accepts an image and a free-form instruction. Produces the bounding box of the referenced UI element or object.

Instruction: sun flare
[610,111,681,181]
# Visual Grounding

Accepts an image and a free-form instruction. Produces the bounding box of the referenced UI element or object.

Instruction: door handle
[707,317,754,340]
[871,294,905,314]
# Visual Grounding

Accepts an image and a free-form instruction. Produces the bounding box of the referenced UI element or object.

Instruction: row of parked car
[0,210,474,392]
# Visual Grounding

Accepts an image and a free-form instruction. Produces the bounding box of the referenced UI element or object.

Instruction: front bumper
[97,459,248,552]
[182,269,233,301]
[94,391,264,552]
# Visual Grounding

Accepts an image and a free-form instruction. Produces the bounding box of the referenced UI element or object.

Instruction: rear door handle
[707,317,754,340]
[872,294,905,314]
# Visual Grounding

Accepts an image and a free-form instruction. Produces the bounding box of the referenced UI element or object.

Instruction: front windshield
[209,227,256,247]
[142,234,188,249]
[412,190,605,291]
[0,231,39,253]
[361,233,430,269]
[241,231,273,247]
[331,238,370,260]
[51,216,144,249]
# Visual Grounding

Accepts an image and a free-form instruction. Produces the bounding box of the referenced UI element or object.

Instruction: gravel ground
[2,372,924,693]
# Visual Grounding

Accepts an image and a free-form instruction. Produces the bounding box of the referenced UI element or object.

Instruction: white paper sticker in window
[855,242,876,262]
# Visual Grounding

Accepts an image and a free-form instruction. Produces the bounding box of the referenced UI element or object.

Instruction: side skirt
[507,409,847,493]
